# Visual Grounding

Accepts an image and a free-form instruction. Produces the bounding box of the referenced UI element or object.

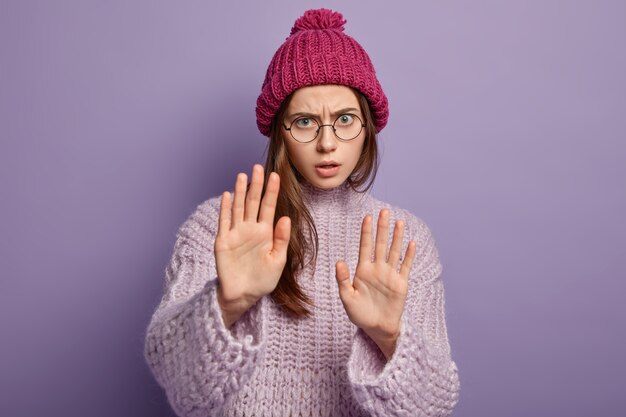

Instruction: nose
[316,124,338,153]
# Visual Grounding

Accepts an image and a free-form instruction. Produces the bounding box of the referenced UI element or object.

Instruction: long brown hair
[263,88,379,317]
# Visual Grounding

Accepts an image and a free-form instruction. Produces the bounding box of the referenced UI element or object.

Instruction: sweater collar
[300,181,370,211]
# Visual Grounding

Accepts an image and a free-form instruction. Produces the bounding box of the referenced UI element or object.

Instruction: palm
[215,220,284,299]
[347,261,409,334]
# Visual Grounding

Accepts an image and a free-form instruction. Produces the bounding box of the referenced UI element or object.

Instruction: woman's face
[282,85,366,190]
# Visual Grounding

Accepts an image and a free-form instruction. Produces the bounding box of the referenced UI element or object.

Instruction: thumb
[272,216,291,257]
[335,260,353,297]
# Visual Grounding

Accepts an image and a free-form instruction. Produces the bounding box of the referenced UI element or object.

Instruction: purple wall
[1,1,624,416]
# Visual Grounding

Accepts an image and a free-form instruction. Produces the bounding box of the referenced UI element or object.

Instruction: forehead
[287,85,360,113]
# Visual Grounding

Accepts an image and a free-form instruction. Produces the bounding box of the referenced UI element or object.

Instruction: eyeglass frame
[282,113,366,143]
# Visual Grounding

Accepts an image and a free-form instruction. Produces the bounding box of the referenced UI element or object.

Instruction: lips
[316,161,340,168]
[315,161,341,178]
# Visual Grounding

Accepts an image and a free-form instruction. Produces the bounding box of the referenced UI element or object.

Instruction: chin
[307,176,347,190]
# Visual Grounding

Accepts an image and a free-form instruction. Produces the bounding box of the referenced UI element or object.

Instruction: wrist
[364,327,401,361]
[217,288,258,328]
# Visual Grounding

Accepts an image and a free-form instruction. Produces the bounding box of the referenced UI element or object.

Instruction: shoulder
[175,194,224,251]
[365,194,441,279]
[366,194,436,245]
[387,200,443,282]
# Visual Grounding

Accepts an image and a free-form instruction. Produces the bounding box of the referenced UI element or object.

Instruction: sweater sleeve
[144,197,266,417]
[347,212,460,417]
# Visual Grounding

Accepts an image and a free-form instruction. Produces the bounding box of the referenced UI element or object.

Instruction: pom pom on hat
[256,8,389,137]
[290,8,346,34]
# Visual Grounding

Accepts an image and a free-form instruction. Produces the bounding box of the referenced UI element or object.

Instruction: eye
[336,114,354,126]
[294,117,316,129]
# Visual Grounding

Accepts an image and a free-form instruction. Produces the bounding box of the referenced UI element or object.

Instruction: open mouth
[315,162,341,177]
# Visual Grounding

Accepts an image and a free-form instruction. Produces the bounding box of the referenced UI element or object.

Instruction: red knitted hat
[255,8,389,137]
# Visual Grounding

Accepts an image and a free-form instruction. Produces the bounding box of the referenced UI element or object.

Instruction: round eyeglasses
[283,114,366,143]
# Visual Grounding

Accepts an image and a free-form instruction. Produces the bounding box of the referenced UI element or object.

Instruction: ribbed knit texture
[255,9,389,136]
[145,183,460,416]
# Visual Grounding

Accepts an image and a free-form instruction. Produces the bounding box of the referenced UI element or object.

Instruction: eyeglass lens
[288,114,363,142]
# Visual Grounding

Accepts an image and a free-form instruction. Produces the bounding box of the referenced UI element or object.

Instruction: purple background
[1,1,624,416]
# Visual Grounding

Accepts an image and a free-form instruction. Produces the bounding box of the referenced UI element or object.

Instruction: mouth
[315,161,341,178]
[315,161,340,169]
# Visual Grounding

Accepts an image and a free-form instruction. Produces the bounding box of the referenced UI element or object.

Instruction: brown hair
[263,88,379,317]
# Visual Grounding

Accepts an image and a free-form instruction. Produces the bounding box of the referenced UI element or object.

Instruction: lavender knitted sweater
[144,183,460,416]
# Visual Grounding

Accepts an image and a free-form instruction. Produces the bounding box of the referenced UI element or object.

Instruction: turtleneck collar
[300,181,370,211]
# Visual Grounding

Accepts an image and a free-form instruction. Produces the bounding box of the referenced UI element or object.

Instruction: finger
[217,191,232,235]
[271,216,291,258]
[335,260,354,298]
[231,172,247,226]
[399,241,418,277]
[387,220,405,269]
[358,215,373,263]
[374,209,390,262]
[258,172,280,225]
[244,164,264,222]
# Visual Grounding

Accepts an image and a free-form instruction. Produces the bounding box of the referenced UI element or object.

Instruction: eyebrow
[286,107,361,120]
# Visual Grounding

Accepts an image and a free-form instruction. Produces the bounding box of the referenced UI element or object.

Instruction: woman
[145,8,460,416]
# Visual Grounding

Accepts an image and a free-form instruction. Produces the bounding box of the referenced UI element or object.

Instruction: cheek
[283,138,308,169]
[282,134,296,159]
[348,140,366,164]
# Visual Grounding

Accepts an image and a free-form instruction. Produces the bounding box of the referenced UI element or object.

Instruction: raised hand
[335,208,417,359]
[215,164,291,328]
